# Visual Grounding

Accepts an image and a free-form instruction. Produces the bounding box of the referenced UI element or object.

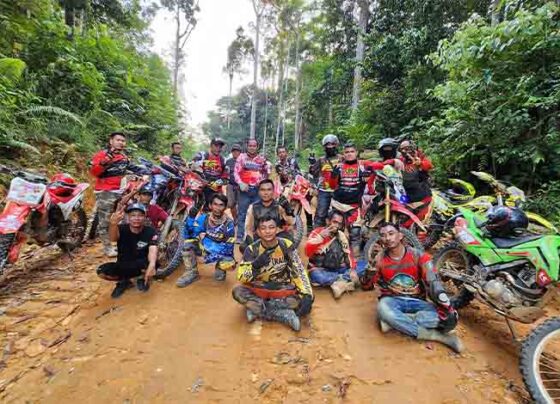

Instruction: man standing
[234,139,270,242]
[96,203,158,298]
[309,134,340,227]
[275,145,301,186]
[398,140,433,222]
[90,132,149,257]
[225,143,242,221]
[244,179,295,245]
[361,222,463,353]
[232,215,313,331]
[193,137,228,207]
[176,194,236,287]
[305,211,364,299]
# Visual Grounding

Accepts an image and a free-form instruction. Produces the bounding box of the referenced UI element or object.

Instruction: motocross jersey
[225,156,238,186]
[183,213,235,263]
[244,201,293,237]
[310,156,339,192]
[90,149,149,192]
[330,160,384,205]
[192,151,228,186]
[363,247,432,298]
[234,153,269,187]
[237,238,313,296]
[305,228,356,271]
[275,157,301,186]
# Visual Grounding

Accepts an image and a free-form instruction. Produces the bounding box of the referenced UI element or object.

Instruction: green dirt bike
[423,171,557,249]
[433,207,560,403]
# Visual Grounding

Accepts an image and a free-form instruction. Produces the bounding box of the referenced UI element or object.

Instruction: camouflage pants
[95,191,120,246]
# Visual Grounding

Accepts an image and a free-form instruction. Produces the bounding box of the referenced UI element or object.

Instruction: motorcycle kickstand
[504,316,521,343]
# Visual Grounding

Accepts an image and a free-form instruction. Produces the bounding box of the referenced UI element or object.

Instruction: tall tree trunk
[293,33,302,151]
[250,2,262,140]
[173,2,181,97]
[275,40,288,150]
[489,0,500,26]
[280,44,290,147]
[227,73,233,129]
[262,80,269,157]
[351,0,369,112]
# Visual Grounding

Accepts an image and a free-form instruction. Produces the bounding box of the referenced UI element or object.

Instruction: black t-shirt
[117,224,158,263]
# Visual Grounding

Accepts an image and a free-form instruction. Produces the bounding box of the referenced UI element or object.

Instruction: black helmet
[138,185,153,195]
[125,202,147,214]
[378,138,398,160]
[485,206,528,237]
[211,137,226,146]
[231,143,242,152]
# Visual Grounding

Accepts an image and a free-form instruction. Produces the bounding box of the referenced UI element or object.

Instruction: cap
[231,143,242,151]
[125,202,147,214]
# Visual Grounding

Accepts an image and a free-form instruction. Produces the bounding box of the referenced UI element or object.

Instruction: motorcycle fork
[384,187,391,223]
[161,194,179,240]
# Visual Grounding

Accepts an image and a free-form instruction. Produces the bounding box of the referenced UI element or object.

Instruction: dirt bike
[362,164,425,262]
[423,171,557,249]
[274,174,312,247]
[152,158,206,279]
[433,207,560,403]
[0,166,88,274]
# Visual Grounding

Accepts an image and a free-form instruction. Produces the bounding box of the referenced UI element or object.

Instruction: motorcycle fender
[0,202,31,234]
[526,212,558,233]
[56,184,88,220]
[389,200,426,231]
[8,232,27,263]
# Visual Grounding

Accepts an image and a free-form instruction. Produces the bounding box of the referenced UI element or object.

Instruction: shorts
[226,184,239,209]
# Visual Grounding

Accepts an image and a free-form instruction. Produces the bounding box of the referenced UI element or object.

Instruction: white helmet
[321,134,339,146]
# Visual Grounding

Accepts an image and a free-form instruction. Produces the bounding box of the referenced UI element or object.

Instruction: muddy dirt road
[0,242,536,403]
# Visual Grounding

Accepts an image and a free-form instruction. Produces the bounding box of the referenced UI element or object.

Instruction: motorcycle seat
[491,234,543,248]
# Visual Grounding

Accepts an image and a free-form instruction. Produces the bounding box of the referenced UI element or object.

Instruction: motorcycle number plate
[7,177,46,206]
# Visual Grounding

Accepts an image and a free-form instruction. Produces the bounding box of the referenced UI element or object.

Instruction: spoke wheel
[432,242,475,309]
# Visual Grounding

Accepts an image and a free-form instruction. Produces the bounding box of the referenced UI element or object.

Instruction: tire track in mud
[0,242,532,402]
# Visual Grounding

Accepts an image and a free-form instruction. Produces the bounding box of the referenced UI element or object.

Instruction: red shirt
[365,248,432,298]
[90,149,130,191]
[147,204,168,228]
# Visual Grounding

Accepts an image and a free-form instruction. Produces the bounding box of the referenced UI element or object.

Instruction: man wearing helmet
[192,138,229,207]
[90,132,151,257]
[309,134,341,227]
[96,203,159,298]
[234,139,270,242]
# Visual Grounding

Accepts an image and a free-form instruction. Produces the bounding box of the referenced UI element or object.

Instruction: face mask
[325,147,337,158]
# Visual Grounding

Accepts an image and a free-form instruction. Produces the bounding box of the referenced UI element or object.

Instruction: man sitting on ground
[243,179,295,248]
[360,222,463,353]
[96,203,158,298]
[232,215,313,331]
[176,194,236,288]
[305,211,365,299]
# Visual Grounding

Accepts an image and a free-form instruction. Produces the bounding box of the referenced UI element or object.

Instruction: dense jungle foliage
[206,0,560,223]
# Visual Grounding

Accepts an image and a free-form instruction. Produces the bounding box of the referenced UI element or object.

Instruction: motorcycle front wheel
[154,219,184,279]
[57,208,87,252]
[432,242,475,309]
[521,317,560,403]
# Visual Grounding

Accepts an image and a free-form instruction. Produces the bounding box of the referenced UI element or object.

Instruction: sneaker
[103,245,118,258]
[111,280,133,298]
[214,268,226,282]
[176,270,200,288]
[136,278,150,292]
[379,320,393,333]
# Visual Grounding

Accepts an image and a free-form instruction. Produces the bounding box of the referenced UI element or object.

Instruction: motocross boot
[379,320,393,333]
[214,269,226,281]
[417,327,464,353]
[264,299,301,331]
[330,277,355,299]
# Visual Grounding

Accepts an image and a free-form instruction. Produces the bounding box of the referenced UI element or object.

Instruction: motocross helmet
[378,138,398,160]
[322,134,339,157]
[126,202,147,215]
[49,173,77,197]
[485,206,528,237]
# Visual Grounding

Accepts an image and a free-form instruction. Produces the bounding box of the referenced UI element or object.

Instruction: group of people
[88,132,463,353]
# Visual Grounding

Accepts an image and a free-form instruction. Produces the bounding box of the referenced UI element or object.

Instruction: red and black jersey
[364,247,432,298]
[193,151,227,183]
[90,149,140,191]
[309,156,340,192]
[400,151,433,203]
[330,160,384,205]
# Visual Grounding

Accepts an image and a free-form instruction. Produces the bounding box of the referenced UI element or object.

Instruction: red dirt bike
[274,174,312,247]
[362,165,425,261]
[153,157,206,279]
[0,166,89,274]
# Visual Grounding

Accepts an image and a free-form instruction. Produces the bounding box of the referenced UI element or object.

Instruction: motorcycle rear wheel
[57,208,87,252]
[0,234,15,275]
[520,317,560,403]
[154,219,184,279]
[432,242,475,309]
